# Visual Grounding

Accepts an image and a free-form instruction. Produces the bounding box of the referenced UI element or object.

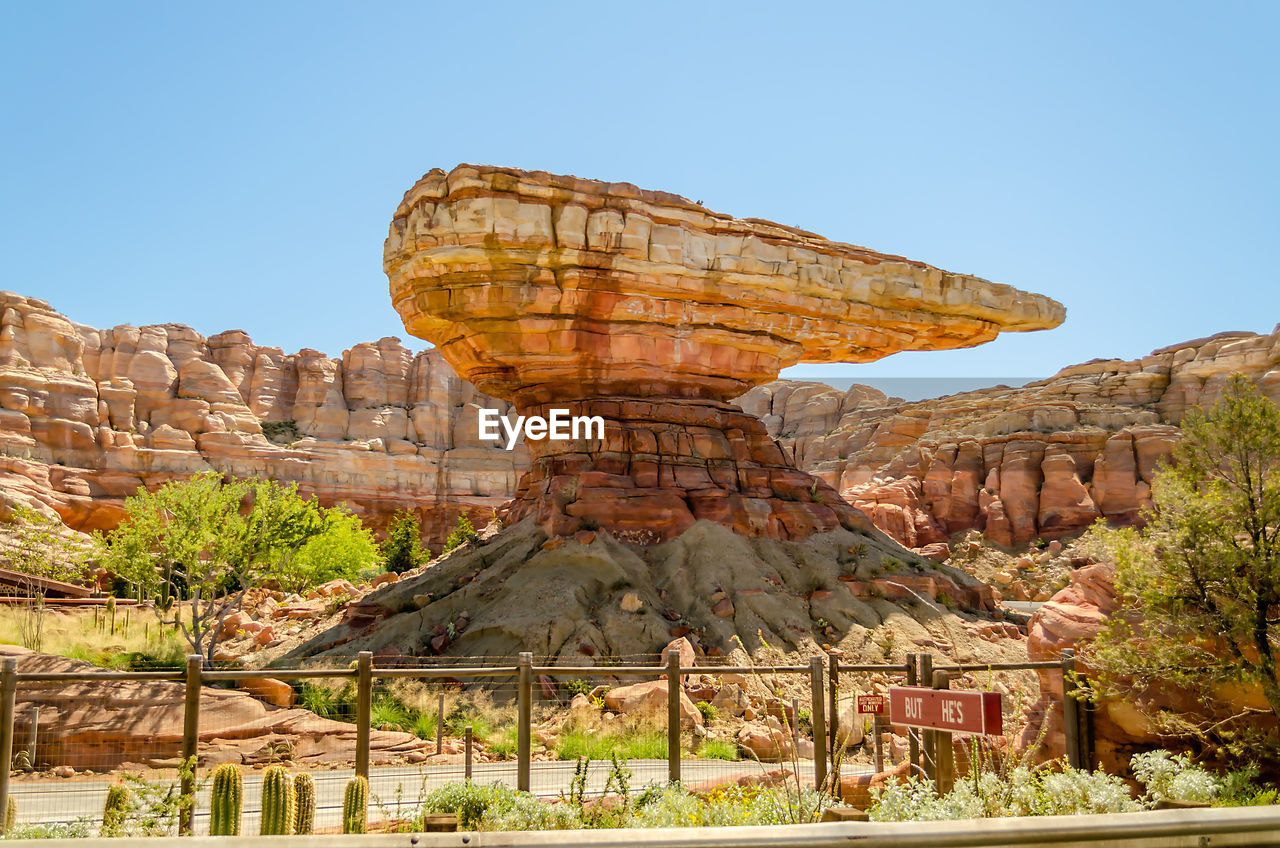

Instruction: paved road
[12,758,843,833]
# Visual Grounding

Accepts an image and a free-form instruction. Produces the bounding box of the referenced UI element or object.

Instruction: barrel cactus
[342,775,368,834]
[102,781,132,837]
[293,772,316,835]
[210,763,242,836]
[259,765,295,836]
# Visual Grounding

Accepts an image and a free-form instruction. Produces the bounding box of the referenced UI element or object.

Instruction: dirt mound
[284,518,1025,666]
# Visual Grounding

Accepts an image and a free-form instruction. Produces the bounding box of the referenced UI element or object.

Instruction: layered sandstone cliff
[740,327,1280,551]
[0,291,523,546]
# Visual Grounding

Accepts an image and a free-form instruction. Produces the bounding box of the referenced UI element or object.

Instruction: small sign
[888,686,1002,735]
[856,694,885,715]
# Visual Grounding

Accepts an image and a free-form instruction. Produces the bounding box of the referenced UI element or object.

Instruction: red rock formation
[742,328,1280,551]
[383,165,1063,542]
[0,291,521,548]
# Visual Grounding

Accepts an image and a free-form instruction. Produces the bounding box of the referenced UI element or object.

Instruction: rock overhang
[385,164,1065,406]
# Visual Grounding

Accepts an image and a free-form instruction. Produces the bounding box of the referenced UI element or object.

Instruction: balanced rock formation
[383,164,1064,542]
[743,327,1280,552]
[0,291,522,547]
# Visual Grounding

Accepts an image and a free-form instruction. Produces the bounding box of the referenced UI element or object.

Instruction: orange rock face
[742,328,1280,552]
[384,164,1064,541]
[0,291,520,548]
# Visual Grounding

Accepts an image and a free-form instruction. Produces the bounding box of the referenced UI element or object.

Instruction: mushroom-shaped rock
[385,165,1064,542]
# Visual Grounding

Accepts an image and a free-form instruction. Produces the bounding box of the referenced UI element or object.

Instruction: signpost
[888,686,1002,735]
[856,694,885,715]
[857,694,886,770]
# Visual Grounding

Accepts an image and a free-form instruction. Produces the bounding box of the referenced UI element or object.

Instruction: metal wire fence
[0,649,1085,835]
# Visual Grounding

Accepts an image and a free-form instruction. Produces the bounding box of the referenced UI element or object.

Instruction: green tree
[2,505,91,651]
[97,473,329,662]
[442,514,478,554]
[380,510,429,574]
[285,508,383,593]
[2,505,90,585]
[1089,374,1280,724]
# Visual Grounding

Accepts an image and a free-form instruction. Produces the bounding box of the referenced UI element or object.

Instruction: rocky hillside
[740,326,1280,553]
[0,291,522,546]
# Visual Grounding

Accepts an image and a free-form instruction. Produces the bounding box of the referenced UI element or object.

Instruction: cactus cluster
[342,775,368,834]
[293,772,316,835]
[210,763,242,836]
[101,782,132,837]
[260,764,296,836]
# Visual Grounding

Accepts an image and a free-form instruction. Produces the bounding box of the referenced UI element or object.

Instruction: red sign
[888,686,1002,735]
[856,694,885,715]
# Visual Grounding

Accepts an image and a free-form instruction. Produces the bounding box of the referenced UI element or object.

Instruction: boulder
[602,680,703,729]
[737,723,794,762]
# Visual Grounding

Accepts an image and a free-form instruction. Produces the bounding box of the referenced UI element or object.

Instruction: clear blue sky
[2,2,1276,383]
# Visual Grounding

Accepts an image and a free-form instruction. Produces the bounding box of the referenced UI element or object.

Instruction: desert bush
[4,821,92,839]
[625,784,833,827]
[1131,750,1221,804]
[870,766,1141,822]
[420,781,512,830]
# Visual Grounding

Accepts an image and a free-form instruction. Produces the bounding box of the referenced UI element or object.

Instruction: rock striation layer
[383,164,1064,542]
[0,291,521,546]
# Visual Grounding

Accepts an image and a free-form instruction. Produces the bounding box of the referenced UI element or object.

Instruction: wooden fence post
[436,690,445,755]
[932,670,954,795]
[919,653,934,782]
[810,656,828,793]
[179,654,201,835]
[0,658,17,836]
[355,651,372,780]
[518,652,532,792]
[667,649,681,785]
[464,725,473,780]
[827,654,839,762]
[905,652,918,771]
[1061,648,1081,769]
[25,705,38,772]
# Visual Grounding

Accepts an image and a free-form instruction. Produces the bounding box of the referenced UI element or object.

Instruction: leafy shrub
[370,696,412,731]
[481,792,582,831]
[261,420,300,445]
[442,515,478,554]
[298,682,352,719]
[1131,750,1220,804]
[870,767,1142,822]
[626,784,832,827]
[564,679,594,699]
[5,821,92,839]
[381,510,429,573]
[695,701,719,723]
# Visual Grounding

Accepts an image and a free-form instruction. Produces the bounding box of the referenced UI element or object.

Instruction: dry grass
[0,603,187,668]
